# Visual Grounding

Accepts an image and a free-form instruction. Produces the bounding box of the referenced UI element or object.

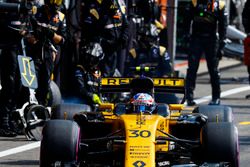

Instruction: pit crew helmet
[131,93,156,114]
[81,42,104,70]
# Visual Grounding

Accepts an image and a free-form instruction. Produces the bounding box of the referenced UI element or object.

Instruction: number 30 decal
[129,130,151,138]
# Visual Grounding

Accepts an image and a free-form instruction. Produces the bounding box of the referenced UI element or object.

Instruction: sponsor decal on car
[101,78,184,87]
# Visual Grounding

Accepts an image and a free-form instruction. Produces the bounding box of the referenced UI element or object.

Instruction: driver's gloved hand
[92,94,101,104]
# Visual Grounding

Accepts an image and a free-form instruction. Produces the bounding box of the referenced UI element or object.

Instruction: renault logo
[133,161,146,167]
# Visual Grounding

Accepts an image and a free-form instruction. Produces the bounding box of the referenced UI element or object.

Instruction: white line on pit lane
[0,85,249,158]
[0,141,40,158]
[193,86,250,104]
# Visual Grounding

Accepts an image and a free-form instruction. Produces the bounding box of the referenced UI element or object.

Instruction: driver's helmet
[81,42,104,70]
[130,93,156,114]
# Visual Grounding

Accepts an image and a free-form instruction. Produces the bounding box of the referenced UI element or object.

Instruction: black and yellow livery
[40,76,239,167]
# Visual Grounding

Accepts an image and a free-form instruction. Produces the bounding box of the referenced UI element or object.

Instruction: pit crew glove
[92,93,101,104]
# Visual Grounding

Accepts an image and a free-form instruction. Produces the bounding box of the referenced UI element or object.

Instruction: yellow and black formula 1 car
[40,75,239,167]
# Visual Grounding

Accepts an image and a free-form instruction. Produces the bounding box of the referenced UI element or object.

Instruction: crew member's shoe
[187,99,196,106]
[246,94,250,99]
[208,98,220,105]
[0,128,17,137]
[9,120,24,135]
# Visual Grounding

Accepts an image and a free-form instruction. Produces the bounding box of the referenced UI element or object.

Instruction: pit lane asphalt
[0,58,250,167]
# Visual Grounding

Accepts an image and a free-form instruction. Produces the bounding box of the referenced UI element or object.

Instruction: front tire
[201,122,239,166]
[40,120,80,167]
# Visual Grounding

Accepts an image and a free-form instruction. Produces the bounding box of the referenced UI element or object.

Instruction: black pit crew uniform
[74,65,101,109]
[27,4,66,106]
[185,0,228,105]
[99,0,129,77]
[80,0,128,77]
[0,1,26,137]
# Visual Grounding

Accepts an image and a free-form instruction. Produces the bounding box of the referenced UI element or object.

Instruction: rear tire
[51,103,91,120]
[40,120,80,167]
[195,105,233,122]
[201,122,239,167]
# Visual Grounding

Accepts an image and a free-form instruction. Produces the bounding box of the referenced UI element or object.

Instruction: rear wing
[100,77,185,94]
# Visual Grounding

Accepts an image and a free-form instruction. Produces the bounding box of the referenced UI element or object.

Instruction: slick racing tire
[51,103,91,120]
[195,105,233,122]
[201,122,239,167]
[40,120,80,167]
[48,81,62,107]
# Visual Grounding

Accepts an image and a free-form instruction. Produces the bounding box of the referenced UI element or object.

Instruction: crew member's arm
[52,11,66,45]
[182,0,194,41]
[183,1,195,35]
[218,0,228,42]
